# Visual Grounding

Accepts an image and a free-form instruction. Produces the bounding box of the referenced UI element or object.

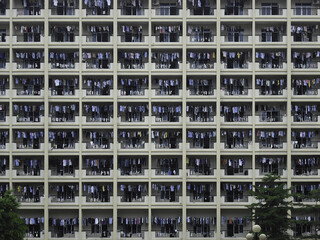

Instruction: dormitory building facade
[0,0,320,239]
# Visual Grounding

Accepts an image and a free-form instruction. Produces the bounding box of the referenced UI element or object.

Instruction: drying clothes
[15,130,44,149]
[15,184,43,203]
[82,51,111,69]
[13,158,41,176]
[224,0,249,15]
[51,0,77,16]
[221,104,251,122]
[119,77,147,96]
[257,156,285,175]
[187,78,214,95]
[48,130,77,149]
[155,158,179,175]
[188,0,213,15]
[82,217,112,237]
[119,104,148,122]
[292,130,318,149]
[187,130,216,148]
[292,50,320,69]
[83,104,113,122]
[13,104,44,122]
[151,52,181,69]
[152,105,181,122]
[187,183,214,202]
[119,184,147,202]
[152,217,181,238]
[49,51,79,69]
[49,184,79,202]
[291,25,319,42]
[49,218,79,238]
[256,51,286,69]
[188,51,215,69]
[15,51,44,69]
[118,51,148,69]
[84,130,113,149]
[49,78,78,96]
[83,184,112,202]
[256,130,286,149]
[256,78,286,95]
[154,78,181,96]
[221,130,252,149]
[24,217,44,238]
[294,156,320,176]
[16,25,42,42]
[118,130,148,149]
[87,25,112,42]
[0,77,7,95]
[221,183,252,202]
[187,216,215,237]
[119,0,144,16]
[151,130,182,149]
[154,25,182,42]
[84,0,112,15]
[221,77,248,95]
[292,78,320,95]
[85,158,113,175]
[118,217,146,238]
[152,184,181,202]
[50,104,77,122]
[121,25,144,42]
[118,157,146,175]
[221,216,249,237]
[260,25,285,42]
[84,78,112,95]
[187,157,211,175]
[0,157,7,175]
[222,158,246,175]
[50,25,76,42]
[15,77,44,95]
[292,104,319,122]
[188,25,213,42]
[221,50,251,69]
[0,130,8,148]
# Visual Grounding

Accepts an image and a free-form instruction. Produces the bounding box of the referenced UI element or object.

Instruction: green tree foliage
[0,190,27,240]
[248,173,295,240]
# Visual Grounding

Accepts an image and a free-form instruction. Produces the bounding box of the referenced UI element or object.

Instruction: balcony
[291,7,320,17]
[221,62,253,71]
[12,143,45,151]
[255,89,287,98]
[118,8,149,17]
[151,7,182,17]
[151,142,182,151]
[118,62,149,71]
[255,62,287,71]
[151,62,182,71]
[292,62,320,71]
[13,8,44,17]
[255,35,287,45]
[220,168,253,178]
[255,142,287,151]
[118,116,149,126]
[187,7,216,17]
[82,8,114,17]
[220,8,253,17]
[220,141,252,151]
[255,8,287,18]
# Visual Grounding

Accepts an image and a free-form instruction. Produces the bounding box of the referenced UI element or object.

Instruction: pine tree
[0,190,28,240]
[293,188,320,239]
[248,173,295,240]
